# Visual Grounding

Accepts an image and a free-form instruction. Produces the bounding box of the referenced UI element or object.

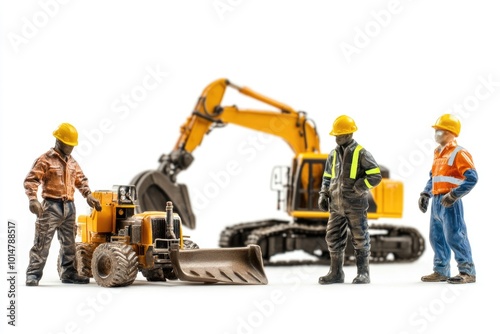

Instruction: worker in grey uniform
[318,115,382,284]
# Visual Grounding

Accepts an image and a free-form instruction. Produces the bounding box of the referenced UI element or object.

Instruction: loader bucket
[131,170,196,229]
[170,245,268,285]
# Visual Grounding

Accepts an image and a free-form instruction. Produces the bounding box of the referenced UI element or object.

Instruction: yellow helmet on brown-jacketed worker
[53,123,79,146]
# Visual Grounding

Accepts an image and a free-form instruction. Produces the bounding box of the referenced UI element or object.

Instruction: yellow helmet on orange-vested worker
[330,115,358,136]
[432,114,461,137]
[53,123,79,146]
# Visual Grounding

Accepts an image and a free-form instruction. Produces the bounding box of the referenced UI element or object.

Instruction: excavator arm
[132,78,320,229]
[166,78,320,179]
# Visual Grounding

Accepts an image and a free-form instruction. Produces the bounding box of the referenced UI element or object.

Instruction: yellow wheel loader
[130,79,425,266]
[76,185,268,287]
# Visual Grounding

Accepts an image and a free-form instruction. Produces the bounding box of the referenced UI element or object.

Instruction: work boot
[319,251,345,284]
[421,272,449,282]
[26,275,39,286]
[61,272,90,284]
[352,250,370,284]
[447,273,476,284]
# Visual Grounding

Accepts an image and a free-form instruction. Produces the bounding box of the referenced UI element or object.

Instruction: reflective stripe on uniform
[332,150,337,178]
[432,145,465,190]
[432,175,464,186]
[350,145,363,179]
[447,146,463,166]
[323,150,336,178]
[325,145,375,181]
[366,167,380,175]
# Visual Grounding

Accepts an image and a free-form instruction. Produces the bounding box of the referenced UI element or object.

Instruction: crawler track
[219,220,425,266]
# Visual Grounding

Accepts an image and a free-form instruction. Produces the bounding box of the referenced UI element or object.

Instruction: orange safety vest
[431,140,475,195]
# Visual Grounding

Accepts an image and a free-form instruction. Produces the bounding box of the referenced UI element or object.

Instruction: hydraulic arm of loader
[132,78,321,229]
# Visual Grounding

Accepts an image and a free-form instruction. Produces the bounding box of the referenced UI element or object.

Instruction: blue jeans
[429,194,475,276]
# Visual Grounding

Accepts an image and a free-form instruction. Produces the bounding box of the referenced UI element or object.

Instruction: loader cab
[113,184,137,205]
[112,185,138,232]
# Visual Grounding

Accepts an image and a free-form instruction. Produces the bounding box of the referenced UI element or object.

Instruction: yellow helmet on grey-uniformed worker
[432,114,461,137]
[53,123,79,146]
[330,115,358,136]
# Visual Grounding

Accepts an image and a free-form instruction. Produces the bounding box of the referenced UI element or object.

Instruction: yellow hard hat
[432,114,461,137]
[53,123,79,146]
[330,115,358,136]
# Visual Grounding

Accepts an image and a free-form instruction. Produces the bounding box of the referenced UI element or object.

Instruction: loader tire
[56,242,95,278]
[91,243,138,287]
[75,243,94,278]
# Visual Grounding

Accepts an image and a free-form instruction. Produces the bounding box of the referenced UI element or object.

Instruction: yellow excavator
[131,78,425,265]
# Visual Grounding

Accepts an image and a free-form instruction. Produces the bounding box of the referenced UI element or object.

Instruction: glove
[318,194,329,212]
[318,187,330,212]
[441,192,458,208]
[418,192,430,213]
[29,199,43,217]
[86,194,102,211]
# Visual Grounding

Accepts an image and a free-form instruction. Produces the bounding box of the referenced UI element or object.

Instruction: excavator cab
[290,155,325,214]
[272,154,329,219]
[272,154,401,219]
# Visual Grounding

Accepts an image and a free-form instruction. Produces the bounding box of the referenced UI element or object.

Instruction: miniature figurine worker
[318,115,382,284]
[418,114,478,284]
[24,123,102,286]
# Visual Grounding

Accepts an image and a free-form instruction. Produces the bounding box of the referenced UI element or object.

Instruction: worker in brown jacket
[24,123,102,286]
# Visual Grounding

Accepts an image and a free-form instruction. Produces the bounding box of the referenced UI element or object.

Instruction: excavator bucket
[131,170,196,229]
[170,245,268,285]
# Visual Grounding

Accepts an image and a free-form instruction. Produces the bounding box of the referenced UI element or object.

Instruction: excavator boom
[132,78,320,229]
[171,78,320,173]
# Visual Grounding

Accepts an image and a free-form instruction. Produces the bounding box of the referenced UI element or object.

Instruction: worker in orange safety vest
[418,114,478,284]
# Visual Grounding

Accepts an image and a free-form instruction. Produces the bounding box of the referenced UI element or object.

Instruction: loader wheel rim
[96,255,112,279]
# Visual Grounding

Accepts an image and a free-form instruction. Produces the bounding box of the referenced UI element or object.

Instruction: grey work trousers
[325,208,370,254]
[26,199,77,280]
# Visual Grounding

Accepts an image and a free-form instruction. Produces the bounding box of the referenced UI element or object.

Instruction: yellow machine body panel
[77,190,135,244]
[369,178,404,219]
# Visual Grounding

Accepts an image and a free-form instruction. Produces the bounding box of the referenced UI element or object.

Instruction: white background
[1,1,499,333]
